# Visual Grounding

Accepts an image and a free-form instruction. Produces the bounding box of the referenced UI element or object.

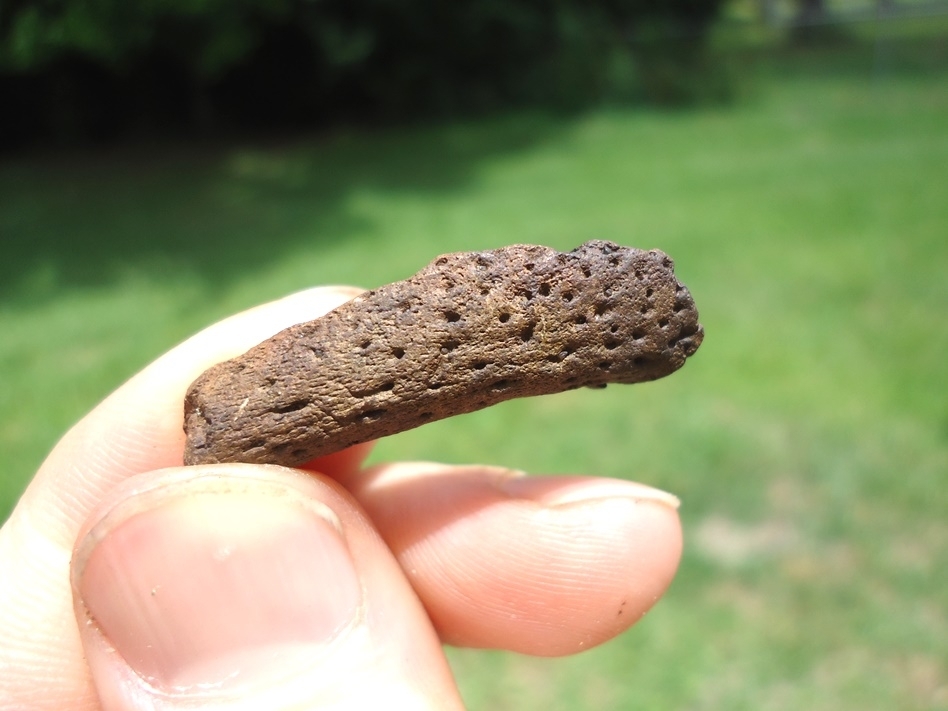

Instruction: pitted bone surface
[183,241,704,466]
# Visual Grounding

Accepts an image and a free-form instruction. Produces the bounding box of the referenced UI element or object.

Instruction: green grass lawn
[2,41,947,709]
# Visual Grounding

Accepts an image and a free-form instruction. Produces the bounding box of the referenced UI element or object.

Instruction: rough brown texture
[183,241,704,466]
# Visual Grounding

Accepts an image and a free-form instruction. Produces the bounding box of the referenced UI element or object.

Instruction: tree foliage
[1,0,729,143]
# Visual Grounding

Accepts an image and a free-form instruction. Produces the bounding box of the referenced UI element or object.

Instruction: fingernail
[500,476,681,510]
[73,469,362,692]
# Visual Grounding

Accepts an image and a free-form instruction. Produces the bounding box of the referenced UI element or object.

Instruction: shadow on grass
[0,113,571,302]
[4,29,945,306]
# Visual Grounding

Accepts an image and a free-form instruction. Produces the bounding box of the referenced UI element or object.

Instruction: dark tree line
[1,0,728,147]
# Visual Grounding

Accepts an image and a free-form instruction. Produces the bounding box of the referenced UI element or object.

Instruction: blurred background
[1,0,946,708]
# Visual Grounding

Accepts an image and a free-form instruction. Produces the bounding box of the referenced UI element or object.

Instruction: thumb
[72,464,463,711]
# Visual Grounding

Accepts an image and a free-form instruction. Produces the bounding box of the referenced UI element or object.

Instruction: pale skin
[0,286,683,711]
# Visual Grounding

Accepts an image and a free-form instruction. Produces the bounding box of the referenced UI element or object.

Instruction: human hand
[0,287,682,710]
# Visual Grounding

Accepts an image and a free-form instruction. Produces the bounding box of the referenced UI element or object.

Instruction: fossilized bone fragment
[183,241,704,466]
